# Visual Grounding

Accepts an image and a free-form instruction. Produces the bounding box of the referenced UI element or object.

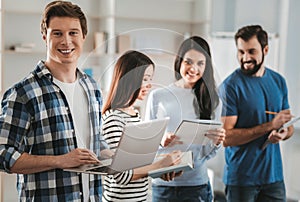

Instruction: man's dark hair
[41,0,87,36]
[235,25,268,49]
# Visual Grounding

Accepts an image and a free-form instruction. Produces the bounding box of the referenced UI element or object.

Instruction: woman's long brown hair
[102,50,154,113]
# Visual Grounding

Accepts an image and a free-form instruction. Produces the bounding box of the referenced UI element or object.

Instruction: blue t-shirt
[219,68,289,186]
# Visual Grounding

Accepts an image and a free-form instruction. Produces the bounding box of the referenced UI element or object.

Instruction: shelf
[2,50,46,55]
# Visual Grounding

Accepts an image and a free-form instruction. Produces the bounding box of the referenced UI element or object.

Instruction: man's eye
[249,50,256,55]
[70,31,79,35]
[53,32,62,36]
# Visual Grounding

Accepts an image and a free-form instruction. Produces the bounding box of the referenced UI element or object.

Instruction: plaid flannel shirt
[0,61,109,201]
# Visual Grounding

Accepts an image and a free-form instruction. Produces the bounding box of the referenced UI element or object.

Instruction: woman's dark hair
[174,36,219,120]
[102,50,155,113]
[234,25,268,50]
[41,0,87,37]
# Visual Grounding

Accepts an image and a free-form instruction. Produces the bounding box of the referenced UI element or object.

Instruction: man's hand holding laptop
[58,148,101,169]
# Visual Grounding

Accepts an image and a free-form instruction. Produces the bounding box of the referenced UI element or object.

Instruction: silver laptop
[64,117,170,175]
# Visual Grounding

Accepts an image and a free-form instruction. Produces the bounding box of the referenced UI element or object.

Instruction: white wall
[211,0,280,33]
[284,0,300,127]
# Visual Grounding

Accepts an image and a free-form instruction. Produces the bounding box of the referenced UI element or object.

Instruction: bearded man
[219,24,294,202]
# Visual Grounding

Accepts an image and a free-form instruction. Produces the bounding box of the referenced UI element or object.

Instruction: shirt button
[66,107,69,111]
[79,192,83,196]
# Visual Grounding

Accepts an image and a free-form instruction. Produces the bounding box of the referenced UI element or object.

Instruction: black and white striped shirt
[102,109,149,202]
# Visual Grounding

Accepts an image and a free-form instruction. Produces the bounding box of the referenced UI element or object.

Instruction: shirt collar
[33,60,88,82]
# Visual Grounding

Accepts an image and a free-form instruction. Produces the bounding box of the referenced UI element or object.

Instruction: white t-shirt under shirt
[53,77,90,202]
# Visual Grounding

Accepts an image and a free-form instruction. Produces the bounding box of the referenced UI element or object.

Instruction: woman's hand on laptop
[100,149,115,159]
[159,150,184,181]
[157,150,182,168]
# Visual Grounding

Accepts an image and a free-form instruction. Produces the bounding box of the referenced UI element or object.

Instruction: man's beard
[241,54,264,76]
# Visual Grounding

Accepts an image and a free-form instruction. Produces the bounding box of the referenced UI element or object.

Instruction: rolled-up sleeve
[0,88,30,172]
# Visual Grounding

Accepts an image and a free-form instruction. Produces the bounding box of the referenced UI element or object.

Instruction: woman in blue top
[145,36,226,202]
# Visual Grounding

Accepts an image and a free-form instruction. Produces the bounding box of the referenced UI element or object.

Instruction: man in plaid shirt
[0,1,110,201]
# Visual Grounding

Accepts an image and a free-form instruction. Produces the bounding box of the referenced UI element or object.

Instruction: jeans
[152,182,213,202]
[225,181,286,202]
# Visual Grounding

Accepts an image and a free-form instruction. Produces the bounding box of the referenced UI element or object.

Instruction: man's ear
[263,45,269,55]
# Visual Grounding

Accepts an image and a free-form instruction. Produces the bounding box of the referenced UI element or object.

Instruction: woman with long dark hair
[145,36,226,202]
